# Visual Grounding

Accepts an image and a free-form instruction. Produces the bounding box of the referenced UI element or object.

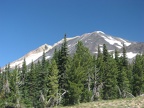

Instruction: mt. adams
[9,31,144,68]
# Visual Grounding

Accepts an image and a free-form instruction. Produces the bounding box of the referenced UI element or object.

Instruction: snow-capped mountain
[8,31,144,68]
[9,44,52,68]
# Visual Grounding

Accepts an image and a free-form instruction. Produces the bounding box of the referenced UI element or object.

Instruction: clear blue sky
[0,0,144,67]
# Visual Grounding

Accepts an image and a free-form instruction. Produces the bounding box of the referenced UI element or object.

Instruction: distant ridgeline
[0,34,144,107]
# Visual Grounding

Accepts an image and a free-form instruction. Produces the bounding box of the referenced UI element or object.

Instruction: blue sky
[0,0,144,67]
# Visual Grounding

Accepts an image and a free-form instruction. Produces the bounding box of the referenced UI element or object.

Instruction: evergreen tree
[96,45,104,85]
[118,44,131,97]
[102,56,118,99]
[66,41,93,104]
[122,43,128,68]
[27,61,37,107]
[118,67,131,98]
[101,45,119,99]
[132,54,144,96]
[115,49,120,64]
[35,60,43,107]
[13,66,23,108]
[37,52,49,107]
[0,65,14,107]
[47,59,59,107]
[91,59,103,101]
[20,59,32,107]
[21,59,27,97]
[58,34,68,90]
[67,60,85,105]
[103,44,109,62]
[53,48,59,64]
[56,34,69,105]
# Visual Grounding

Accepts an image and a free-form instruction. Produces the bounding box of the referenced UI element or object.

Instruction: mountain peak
[95,31,105,34]
[5,31,144,69]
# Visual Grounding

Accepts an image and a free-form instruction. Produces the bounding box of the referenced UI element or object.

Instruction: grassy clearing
[58,96,144,108]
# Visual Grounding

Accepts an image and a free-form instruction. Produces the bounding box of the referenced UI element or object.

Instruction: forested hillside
[0,35,144,108]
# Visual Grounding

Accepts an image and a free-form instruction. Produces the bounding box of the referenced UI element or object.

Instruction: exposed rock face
[8,31,144,68]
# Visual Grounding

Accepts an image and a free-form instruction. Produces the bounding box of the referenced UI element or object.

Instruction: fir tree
[58,34,68,90]
[13,66,23,108]
[132,54,144,96]
[102,56,118,99]
[37,52,49,107]
[67,60,85,105]
[66,41,93,104]
[122,43,128,68]
[56,34,69,105]
[27,61,37,107]
[21,59,27,98]
[47,59,59,107]
[103,44,109,62]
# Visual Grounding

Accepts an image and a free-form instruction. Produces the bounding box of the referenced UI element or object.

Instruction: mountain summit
[8,31,144,68]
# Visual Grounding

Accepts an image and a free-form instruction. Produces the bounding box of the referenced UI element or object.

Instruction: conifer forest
[0,35,144,108]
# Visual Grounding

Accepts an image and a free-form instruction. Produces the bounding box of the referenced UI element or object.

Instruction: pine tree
[41,52,48,95]
[35,60,43,107]
[58,34,68,90]
[132,54,144,96]
[102,56,118,99]
[20,59,32,107]
[115,49,119,64]
[118,67,131,98]
[91,59,103,101]
[27,61,37,107]
[21,59,27,98]
[66,41,93,104]
[53,48,59,64]
[117,44,131,97]
[13,66,23,108]
[37,52,49,107]
[101,45,119,99]
[56,34,69,105]
[0,65,13,107]
[96,45,104,85]
[67,60,85,105]
[122,43,128,68]
[47,59,59,107]
[103,44,109,62]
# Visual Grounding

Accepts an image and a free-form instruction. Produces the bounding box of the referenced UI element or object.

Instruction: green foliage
[0,41,144,108]
[67,61,85,105]
[57,34,69,91]
[132,54,144,96]
[47,59,59,107]
[102,56,118,99]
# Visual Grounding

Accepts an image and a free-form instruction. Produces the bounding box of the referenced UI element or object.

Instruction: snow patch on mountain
[4,31,142,70]
[119,52,138,59]
[116,45,122,49]
[100,35,131,48]
[108,50,114,52]
[95,31,105,34]
[118,38,131,46]
[10,44,52,68]
[10,52,44,68]
[101,35,122,47]
[126,52,138,59]
[53,36,80,47]
[46,56,51,60]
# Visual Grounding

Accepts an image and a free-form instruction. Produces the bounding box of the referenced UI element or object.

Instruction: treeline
[0,35,144,108]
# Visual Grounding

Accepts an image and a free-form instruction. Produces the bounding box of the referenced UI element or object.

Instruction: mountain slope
[8,31,144,68]
[43,31,140,61]
[9,44,52,68]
